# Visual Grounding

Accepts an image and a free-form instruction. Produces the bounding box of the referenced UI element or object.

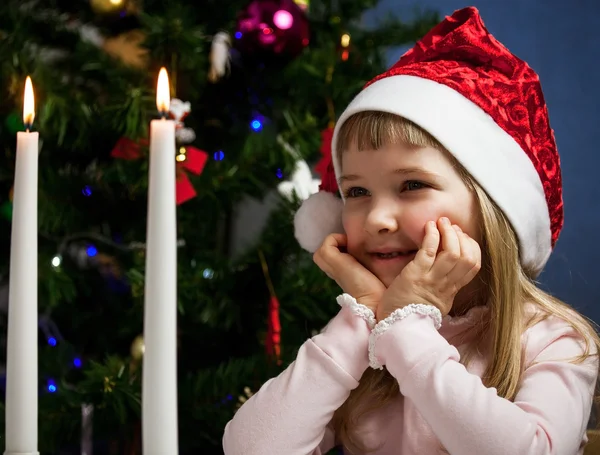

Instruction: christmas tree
[0,0,438,453]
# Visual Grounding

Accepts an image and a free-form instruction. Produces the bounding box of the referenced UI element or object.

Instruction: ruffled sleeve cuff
[368,304,443,370]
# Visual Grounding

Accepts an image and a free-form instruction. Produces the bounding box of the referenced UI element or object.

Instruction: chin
[357,254,406,287]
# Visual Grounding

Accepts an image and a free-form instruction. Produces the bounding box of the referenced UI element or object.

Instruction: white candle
[142,67,179,454]
[5,76,39,455]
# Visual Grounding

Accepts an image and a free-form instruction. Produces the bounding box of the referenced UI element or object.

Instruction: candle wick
[24,123,32,133]
[159,110,168,120]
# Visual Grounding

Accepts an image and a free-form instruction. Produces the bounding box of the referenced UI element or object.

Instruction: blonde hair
[332,111,600,453]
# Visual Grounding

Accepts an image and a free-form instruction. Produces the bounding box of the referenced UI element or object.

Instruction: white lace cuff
[368,304,443,370]
[336,294,377,330]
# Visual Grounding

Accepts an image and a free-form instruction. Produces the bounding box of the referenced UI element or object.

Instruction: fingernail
[440,217,450,225]
[453,225,462,232]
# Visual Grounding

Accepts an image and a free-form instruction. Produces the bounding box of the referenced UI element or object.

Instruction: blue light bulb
[47,379,57,393]
[250,120,262,131]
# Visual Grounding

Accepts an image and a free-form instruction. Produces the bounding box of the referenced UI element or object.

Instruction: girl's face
[340,142,481,288]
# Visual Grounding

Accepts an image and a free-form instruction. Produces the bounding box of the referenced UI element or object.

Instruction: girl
[223,7,600,455]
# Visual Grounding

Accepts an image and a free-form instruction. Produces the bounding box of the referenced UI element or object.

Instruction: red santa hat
[294,6,563,276]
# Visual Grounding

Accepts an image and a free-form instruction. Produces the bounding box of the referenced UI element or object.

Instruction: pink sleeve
[373,313,598,455]
[222,304,371,455]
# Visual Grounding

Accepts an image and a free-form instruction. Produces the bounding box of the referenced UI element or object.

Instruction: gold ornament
[90,0,127,16]
[176,147,187,162]
[103,376,115,393]
[102,29,149,68]
[293,0,309,11]
[130,334,145,360]
[90,0,142,17]
[236,386,254,409]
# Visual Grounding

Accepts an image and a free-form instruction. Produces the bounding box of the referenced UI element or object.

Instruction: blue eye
[344,187,369,198]
[405,181,427,191]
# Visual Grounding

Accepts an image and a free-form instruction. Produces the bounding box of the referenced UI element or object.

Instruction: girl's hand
[313,233,386,313]
[377,217,481,320]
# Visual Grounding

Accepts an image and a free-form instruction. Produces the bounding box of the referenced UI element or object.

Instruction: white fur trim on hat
[330,75,551,275]
[294,191,344,253]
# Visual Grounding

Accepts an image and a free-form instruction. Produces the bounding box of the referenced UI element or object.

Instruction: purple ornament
[235,0,310,63]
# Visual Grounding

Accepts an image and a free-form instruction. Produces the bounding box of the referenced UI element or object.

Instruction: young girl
[223,7,600,455]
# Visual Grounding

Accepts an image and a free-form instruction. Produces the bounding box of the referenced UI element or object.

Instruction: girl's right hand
[313,233,386,313]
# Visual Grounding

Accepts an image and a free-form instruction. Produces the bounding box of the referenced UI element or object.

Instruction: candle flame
[23,76,35,128]
[156,68,170,115]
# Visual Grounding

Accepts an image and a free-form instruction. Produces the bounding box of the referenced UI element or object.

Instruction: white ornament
[78,23,105,47]
[169,99,191,125]
[277,159,321,201]
[176,127,196,144]
[276,135,320,201]
[208,31,231,83]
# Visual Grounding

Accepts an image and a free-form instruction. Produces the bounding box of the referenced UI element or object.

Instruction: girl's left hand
[377,217,482,321]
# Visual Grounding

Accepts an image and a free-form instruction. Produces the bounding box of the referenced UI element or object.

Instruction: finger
[322,233,347,250]
[316,235,383,297]
[453,235,482,289]
[312,250,333,277]
[313,234,339,272]
[314,234,360,280]
[430,219,461,277]
[445,228,479,284]
[318,234,348,268]
[456,262,482,291]
[411,221,440,272]
[313,251,343,285]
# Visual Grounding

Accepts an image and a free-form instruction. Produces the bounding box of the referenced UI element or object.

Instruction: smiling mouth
[372,251,417,259]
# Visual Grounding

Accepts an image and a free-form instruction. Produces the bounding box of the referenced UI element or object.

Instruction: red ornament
[265,295,281,364]
[111,138,208,205]
[235,0,310,64]
[314,126,338,193]
[176,146,208,205]
[111,137,145,160]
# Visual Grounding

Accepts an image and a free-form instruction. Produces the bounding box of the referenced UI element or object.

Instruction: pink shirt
[223,297,598,455]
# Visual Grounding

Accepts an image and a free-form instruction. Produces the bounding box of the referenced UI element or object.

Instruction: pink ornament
[273,10,293,30]
[235,0,309,63]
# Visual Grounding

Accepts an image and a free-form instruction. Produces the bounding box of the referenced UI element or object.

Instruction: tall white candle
[142,67,178,454]
[5,76,39,455]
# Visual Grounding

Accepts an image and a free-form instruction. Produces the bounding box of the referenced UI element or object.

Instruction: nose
[364,197,399,235]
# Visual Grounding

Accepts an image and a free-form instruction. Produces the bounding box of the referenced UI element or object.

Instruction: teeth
[377,252,402,258]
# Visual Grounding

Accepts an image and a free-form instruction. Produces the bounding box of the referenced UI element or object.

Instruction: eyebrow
[338,167,441,184]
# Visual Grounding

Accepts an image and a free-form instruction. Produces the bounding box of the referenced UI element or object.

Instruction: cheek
[460,197,481,243]
[402,204,443,243]
[342,208,363,253]
[407,196,481,245]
